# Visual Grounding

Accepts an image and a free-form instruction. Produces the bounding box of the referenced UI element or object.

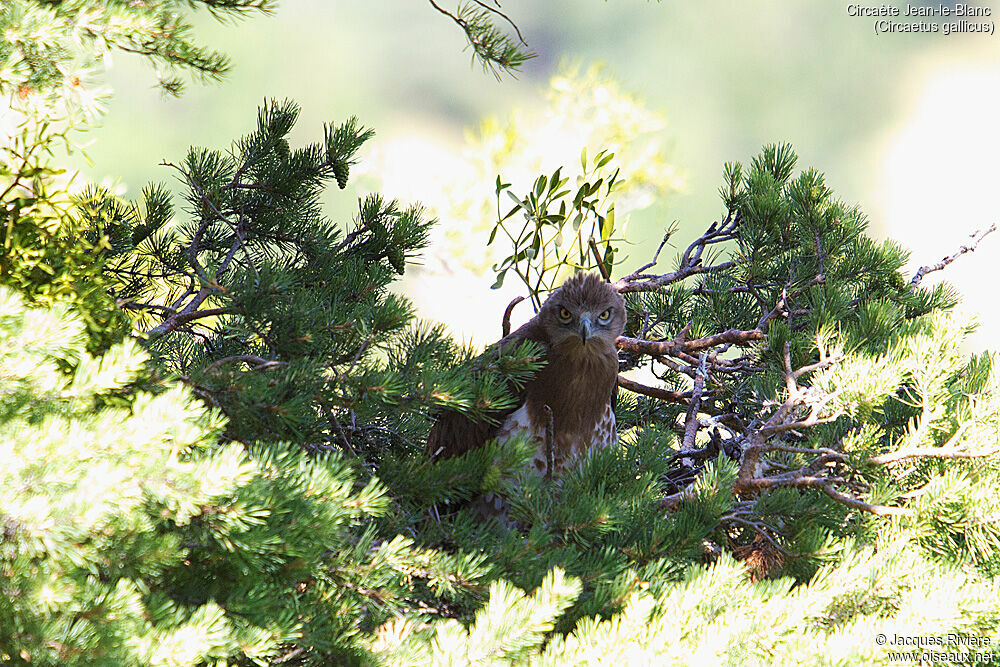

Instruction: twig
[736,475,911,516]
[145,307,235,338]
[205,355,284,373]
[588,238,611,281]
[867,423,999,465]
[502,296,525,337]
[615,261,736,294]
[616,329,765,358]
[681,352,709,456]
[470,0,528,45]
[354,425,420,451]
[722,514,802,558]
[909,223,996,290]
[116,301,176,315]
[614,213,740,293]
[543,404,554,481]
[616,375,691,404]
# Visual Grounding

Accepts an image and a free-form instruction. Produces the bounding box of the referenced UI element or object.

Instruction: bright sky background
[75,1,1000,350]
[883,61,1000,351]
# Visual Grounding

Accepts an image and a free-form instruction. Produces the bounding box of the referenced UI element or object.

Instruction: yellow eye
[558,307,572,322]
[598,309,612,322]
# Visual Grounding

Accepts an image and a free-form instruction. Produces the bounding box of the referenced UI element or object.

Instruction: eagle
[425,272,627,485]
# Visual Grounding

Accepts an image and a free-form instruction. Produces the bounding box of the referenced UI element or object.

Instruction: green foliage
[427,1,535,77]
[0,113,124,352]
[85,100,548,463]
[0,288,499,664]
[491,149,622,306]
[373,542,1000,666]
[0,0,274,351]
[382,62,680,301]
[375,567,580,665]
[0,287,242,664]
[1,0,273,98]
[3,2,1000,664]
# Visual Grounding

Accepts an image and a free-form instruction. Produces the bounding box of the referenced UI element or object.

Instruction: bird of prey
[425,272,626,481]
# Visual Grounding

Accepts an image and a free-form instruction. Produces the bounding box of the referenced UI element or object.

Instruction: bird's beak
[579,314,593,344]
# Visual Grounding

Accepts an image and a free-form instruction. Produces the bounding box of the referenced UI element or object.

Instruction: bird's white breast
[496,400,617,478]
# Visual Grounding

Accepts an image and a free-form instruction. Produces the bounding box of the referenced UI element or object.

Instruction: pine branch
[738,475,911,516]
[681,352,709,453]
[615,375,690,404]
[426,0,534,76]
[614,212,740,293]
[616,329,765,357]
[867,423,1000,465]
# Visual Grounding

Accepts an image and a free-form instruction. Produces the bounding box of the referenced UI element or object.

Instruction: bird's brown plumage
[426,272,626,477]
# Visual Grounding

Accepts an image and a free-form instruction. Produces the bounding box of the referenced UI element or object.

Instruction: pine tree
[0,286,502,664]
[4,1,1000,665]
[86,99,544,465]
[0,0,278,351]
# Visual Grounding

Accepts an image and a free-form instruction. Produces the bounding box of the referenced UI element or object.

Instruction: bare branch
[145,307,235,338]
[502,296,525,337]
[588,238,611,281]
[722,514,803,558]
[867,423,999,465]
[615,261,736,294]
[616,329,765,358]
[615,214,740,293]
[909,223,996,290]
[870,445,1000,465]
[116,301,176,315]
[681,352,709,454]
[616,375,691,404]
[470,0,528,45]
[205,355,285,373]
[735,475,911,516]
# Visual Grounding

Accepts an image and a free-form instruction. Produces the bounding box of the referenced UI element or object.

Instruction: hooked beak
[578,314,594,344]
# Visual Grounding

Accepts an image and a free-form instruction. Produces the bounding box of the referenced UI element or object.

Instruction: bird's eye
[558,307,572,322]
[598,309,612,322]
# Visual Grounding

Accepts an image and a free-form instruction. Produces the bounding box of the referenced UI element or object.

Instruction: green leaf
[507,190,525,208]
[501,205,521,222]
[534,175,548,199]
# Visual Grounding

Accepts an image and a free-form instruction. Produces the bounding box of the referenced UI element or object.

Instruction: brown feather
[424,317,547,460]
[426,272,626,476]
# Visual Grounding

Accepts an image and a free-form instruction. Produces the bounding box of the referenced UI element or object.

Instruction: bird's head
[539,272,626,352]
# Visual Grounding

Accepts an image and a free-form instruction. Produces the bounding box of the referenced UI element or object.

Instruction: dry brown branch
[616,328,764,358]
[734,475,911,516]
[502,296,525,337]
[589,238,611,281]
[616,375,691,403]
[614,214,740,294]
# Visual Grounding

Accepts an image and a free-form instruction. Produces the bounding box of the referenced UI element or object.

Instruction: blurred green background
[73,0,1000,348]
